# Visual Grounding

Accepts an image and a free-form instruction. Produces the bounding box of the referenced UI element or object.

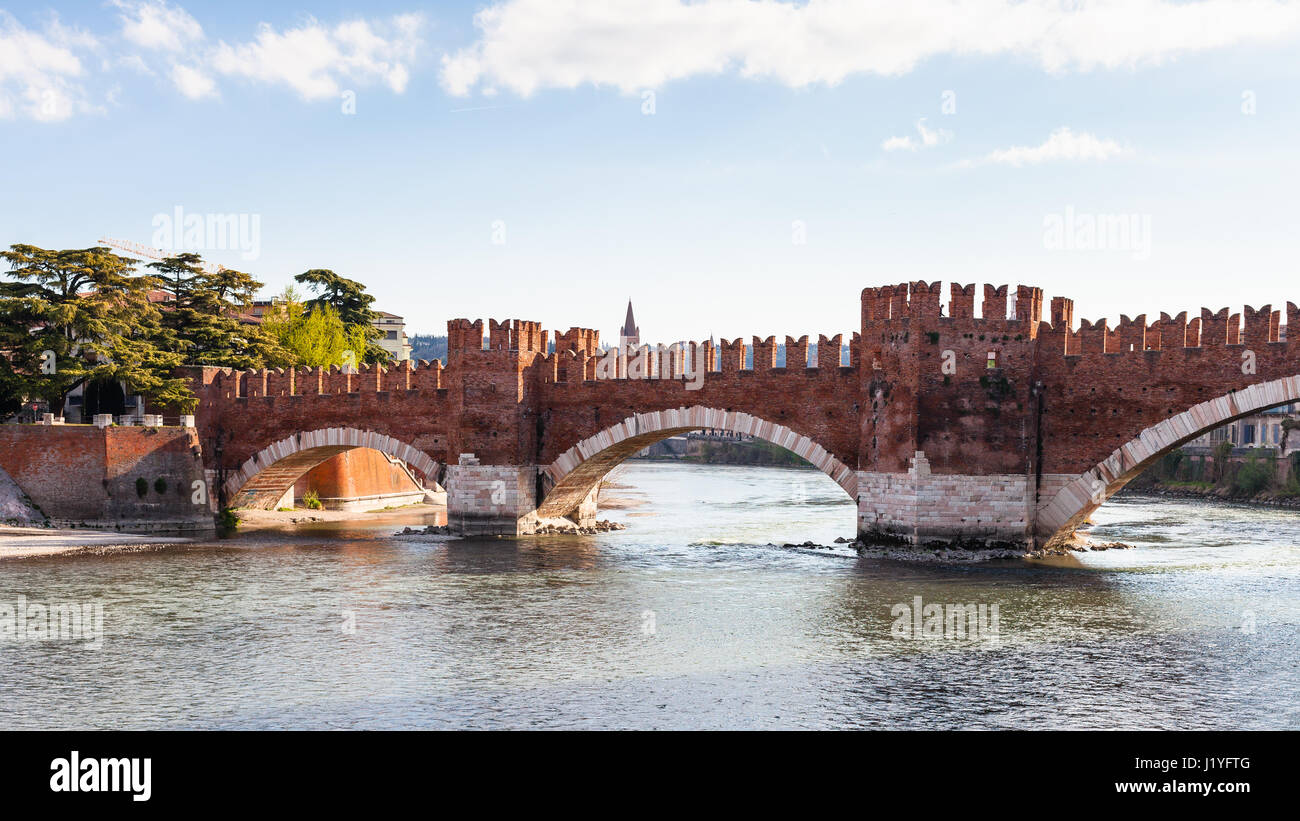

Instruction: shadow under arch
[536,406,857,519]
[224,427,442,509]
[1037,374,1300,547]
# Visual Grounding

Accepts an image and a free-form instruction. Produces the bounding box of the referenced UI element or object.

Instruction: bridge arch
[1037,374,1300,548]
[224,427,441,510]
[535,405,857,519]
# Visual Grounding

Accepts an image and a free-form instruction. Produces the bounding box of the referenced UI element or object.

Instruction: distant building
[619,300,640,350]
[245,298,278,325]
[1187,403,1299,454]
[373,311,412,361]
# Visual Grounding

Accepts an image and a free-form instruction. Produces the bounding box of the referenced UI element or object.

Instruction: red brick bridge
[187,282,1300,548]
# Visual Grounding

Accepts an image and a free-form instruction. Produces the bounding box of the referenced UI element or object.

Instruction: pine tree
[294,269,387,362]
[0,244,192,413]
[149,253,289,368]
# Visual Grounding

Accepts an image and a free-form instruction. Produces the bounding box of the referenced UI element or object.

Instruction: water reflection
[0,462,1295,729]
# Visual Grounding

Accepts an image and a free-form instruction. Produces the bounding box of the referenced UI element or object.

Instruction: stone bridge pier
[444,456,590,536]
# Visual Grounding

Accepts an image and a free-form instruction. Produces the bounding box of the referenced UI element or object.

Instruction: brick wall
[293,448,425,506]
[0,425,213,531]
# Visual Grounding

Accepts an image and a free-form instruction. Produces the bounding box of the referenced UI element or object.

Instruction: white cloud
[170,63,215,99]
[0,13,98,121]
[209,16,423,101]
[964,127,1133,167]
[441,0,1300,96]
[883,117,952,152]
[1,6,425,119]
[115,0,202,53]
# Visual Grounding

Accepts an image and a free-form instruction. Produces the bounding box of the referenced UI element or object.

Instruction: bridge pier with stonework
[187,282,1300,550]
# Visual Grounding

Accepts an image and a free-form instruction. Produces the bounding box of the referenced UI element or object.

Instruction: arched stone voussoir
[1038,374,1300,547]
[537,406,856,519]
[223,427,441,509]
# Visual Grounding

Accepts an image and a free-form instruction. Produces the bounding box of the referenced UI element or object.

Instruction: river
[1,462,1296,729]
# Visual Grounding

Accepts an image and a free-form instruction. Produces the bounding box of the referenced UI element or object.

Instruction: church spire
[620,299,639,347]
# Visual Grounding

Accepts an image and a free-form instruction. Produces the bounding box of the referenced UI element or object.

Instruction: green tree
[1233,451,1275,496]
[0,244,193,413]
[1212,439,1234,484]
[149,253,288,368]
[262,301,371,368]
[293,269,386,362]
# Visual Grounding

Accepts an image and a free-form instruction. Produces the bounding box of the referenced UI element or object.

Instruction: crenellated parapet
[525,323,864,391]
[1039,299,1298,359]
[862,280,1044,338]
[860,281,1296,364]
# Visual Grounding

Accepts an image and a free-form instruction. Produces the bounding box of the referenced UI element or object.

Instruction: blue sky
[2,0,1299,343]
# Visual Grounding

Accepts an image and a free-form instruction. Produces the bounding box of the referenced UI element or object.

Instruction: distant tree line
[408,334,447,363]
[1131,444,1300,499]
[0,243,386,418]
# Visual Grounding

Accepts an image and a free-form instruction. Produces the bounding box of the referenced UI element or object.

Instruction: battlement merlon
[556,327,601,357]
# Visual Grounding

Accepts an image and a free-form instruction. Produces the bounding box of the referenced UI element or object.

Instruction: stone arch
[535,406,857,519]
[1036,375,1300,548]
[224,427,441,510]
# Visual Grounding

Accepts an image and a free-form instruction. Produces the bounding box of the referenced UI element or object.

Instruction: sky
[2,0,1299,344]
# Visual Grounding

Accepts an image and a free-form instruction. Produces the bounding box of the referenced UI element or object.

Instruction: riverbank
[0,503,450,558]
[636,436,811,468]
[233,503,445,528]
[0,525,194,559]
[1119,484,1300,510]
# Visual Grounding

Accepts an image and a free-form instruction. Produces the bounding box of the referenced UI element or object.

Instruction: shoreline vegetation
[1122,445,1300,509]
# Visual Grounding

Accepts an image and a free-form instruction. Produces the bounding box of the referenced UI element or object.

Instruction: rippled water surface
[1,462,1297,729]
